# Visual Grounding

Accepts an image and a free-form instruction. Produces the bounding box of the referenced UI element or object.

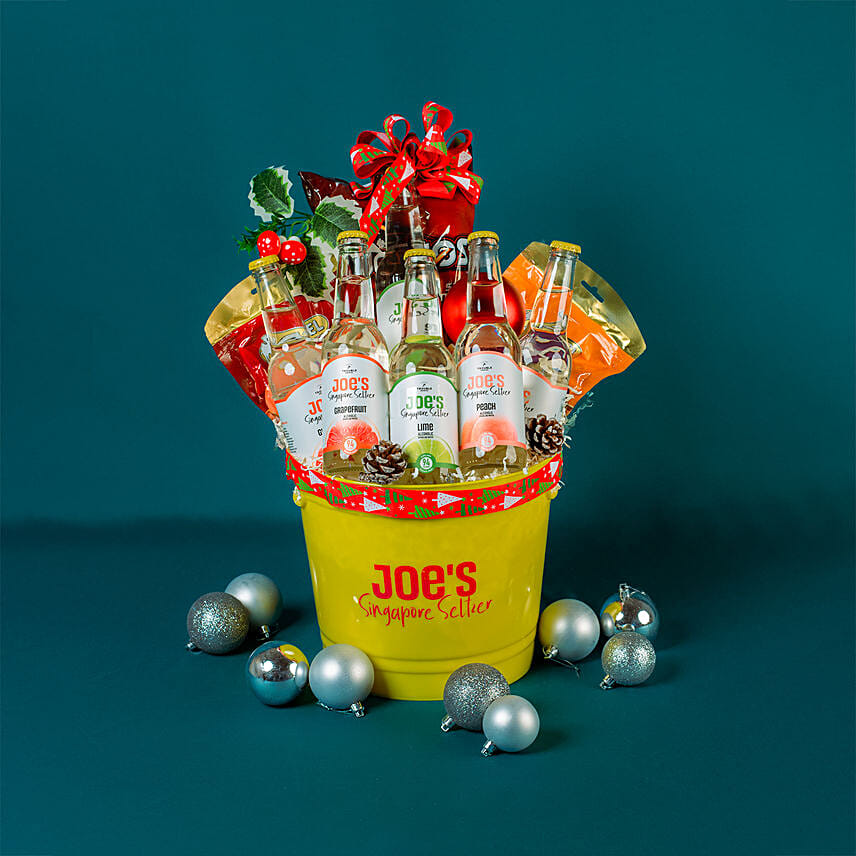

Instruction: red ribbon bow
[350,102,483,242]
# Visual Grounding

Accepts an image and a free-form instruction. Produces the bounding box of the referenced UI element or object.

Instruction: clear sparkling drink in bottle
[321,231,390,479]
[453,231,527,478]
[389,248,459,484]
[374,184,425,353]
[519,240,579,424]
[250,255,323,467]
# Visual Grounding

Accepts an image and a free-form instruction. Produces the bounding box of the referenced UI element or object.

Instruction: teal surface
[1,0,854,854]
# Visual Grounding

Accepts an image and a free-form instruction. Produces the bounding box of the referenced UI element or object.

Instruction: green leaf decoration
[249,167,294,222]
[305,196,361,250]
[286,241,326,298]
[339,483,362,498]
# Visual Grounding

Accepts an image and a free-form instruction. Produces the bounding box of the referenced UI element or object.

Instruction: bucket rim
[286,450,563,521]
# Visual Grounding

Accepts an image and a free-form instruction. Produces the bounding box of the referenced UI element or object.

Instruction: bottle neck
[252,264,307,349]
[384,185,424,250]
[335,241,376,322]
[530,250,577,333]
[466,238,507,323]
[402,259,443,340]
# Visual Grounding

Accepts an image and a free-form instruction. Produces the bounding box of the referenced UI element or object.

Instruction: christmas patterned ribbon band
[285,450,562,521]
[350,102,483,242]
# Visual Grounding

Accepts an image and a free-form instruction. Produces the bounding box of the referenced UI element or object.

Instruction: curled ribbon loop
[350,101,483,242]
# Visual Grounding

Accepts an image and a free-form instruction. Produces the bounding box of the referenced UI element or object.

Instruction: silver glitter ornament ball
[225,572,283,637]
[600,583,659,641]
[309,644,374,716]
[600,631,656,689]
[246,641,309,706]
[186,592,249,654]
[481,695,540,756]
[538,598,601,664]
[441,663,510,732]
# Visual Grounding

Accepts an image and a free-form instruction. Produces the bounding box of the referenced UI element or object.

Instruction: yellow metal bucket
[290,454,561,701]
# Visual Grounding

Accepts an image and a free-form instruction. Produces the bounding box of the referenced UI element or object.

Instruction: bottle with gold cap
[374,184,426,353]
[321,231,390,479]
[389,248,459,483]
[519,241,579,425]
[454,231,527,477]
[249,255,323,467]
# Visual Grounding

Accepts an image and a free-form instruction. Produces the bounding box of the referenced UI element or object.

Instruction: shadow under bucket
[287,451,562,701]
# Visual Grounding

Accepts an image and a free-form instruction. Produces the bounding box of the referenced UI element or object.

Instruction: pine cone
[359,441,407,484]
[526,414,564,456]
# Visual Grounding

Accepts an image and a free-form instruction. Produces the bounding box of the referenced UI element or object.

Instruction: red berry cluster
[256,230,307,265]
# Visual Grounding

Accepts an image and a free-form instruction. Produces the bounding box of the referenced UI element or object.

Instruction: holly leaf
[286,240,326,298]
[305,195,362,249]
[249,167,294,222]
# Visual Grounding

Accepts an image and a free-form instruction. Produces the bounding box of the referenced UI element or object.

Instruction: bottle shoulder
[454,322,521,363]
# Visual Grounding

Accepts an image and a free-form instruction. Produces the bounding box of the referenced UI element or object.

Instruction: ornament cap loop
[186,640,200,652]
[480,740,498,757]
[440,715,455,732]
[600,675,616,690]
[350,702,366,717]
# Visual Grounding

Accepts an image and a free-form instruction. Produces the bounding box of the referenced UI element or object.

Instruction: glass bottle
[389,249,459,484]
[250,255,323,467]
[519,241,579,424]
[453,231,527,477]
[321,231,390,479]
[374,184,425,353]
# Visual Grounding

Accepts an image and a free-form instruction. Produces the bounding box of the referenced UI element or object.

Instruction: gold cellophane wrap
[503,242,645,409]
[204,275,260,346]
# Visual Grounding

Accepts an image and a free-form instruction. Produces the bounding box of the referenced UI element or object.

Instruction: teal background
[1,1,853,855]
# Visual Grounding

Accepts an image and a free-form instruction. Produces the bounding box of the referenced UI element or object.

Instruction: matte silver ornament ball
[225,572,283,638]
[186,592,249,654]
[481,695,540,756]
[600,583,659,641]
[246,641,309,706]
[538,598,600,669]
[600,631,656,689]
[441,663,510,732]
[309,644,374,716]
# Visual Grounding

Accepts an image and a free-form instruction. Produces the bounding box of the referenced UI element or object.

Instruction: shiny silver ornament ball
[186,592,249,654]
[441,663,510,732]
[481,695,540,756]
[600,583,659,641]
[309,644,374,716]
[600,631,656,689]
[225,573,283,637]
[246,641,309,706]
[538,598,600,663]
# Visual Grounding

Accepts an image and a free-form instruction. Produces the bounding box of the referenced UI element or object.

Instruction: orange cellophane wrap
[503,242,646,410]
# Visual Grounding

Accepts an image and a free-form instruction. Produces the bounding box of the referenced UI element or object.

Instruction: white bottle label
[376,280,405,351]
[522,366,569,423]
[457,352,526,451]
[274,375,324,468]
[321,354,389,456]
[389,373,459,473]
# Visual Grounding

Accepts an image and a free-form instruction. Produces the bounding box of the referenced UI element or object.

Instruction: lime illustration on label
[321,354,388,457]
[274,374,324,468]
[389,373,459,472]
[458,352,526,451]
[522,366,569,423]
[376,280,405,352]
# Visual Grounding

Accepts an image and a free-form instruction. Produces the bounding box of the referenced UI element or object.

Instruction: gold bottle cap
[467,230,499,243]
[550,240,581,254]
[404,247,436,260]
[248,255,280,272]
[337,230,369,243]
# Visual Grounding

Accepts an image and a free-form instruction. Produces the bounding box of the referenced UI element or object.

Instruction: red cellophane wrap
[350,102,483,294]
